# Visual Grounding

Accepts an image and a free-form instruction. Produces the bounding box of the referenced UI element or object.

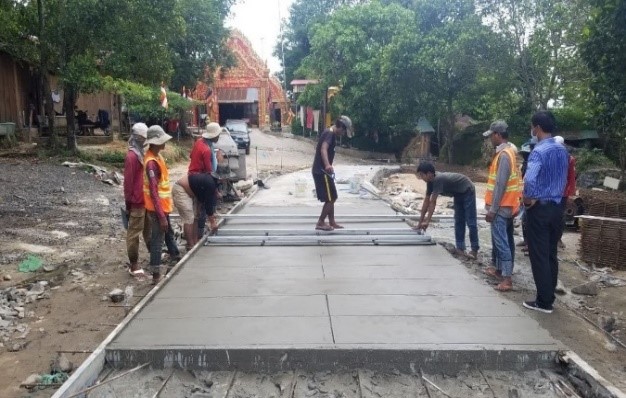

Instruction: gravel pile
[0,281,50,350]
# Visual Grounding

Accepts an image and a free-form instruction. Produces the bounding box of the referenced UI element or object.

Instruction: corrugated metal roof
[218,88,259,103]
[417,117,435,134]
[290,79,319,86]
[561,130,599,141]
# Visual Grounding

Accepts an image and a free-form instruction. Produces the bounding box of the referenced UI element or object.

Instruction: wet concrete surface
[107,167,561,373]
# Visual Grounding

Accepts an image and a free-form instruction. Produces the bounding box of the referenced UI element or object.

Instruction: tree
[12,0,233,152]
[581,0,626,168]
[275,0,364,87]
[300,1,417,151]
[475,0,592,112]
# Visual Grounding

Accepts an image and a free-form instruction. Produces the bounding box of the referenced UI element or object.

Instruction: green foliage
[101,77,199,121]
[552,107,595,131]
[580,0,626,169]
[94,151,126,168]
[574,148,615,172]
[275,0,366,86]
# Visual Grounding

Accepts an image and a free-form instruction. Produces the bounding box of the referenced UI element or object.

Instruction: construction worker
[189,122,221,236]
[312,116,353,231]
[482,121,521,292]
[416,162,479,259]
[123,123,151,280]
[144,125,180,284]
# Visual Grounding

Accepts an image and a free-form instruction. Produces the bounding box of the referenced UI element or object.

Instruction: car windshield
[226,120,247,133]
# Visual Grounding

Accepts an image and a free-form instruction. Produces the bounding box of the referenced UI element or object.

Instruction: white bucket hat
[202,122,221,139]
[145,125,172,146]
[131,122,148,138]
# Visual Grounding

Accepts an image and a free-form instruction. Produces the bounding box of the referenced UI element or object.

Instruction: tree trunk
[64,86,78,152]
[37,0,58,149]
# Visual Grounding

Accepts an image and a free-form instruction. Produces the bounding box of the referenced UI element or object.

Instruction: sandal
[483,267,503,279]
[494,281,513,292]
[128,267,147,281]
[315,224,334,231]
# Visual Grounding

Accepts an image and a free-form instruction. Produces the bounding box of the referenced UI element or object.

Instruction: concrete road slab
[109,316,333,347]
[331,315,554,346]
[158,277,496,298]
[137,296,329,319]
[327,295,524,317]
[109,168,561,372]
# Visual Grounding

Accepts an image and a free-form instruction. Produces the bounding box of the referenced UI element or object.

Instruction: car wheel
[245,145,250,155]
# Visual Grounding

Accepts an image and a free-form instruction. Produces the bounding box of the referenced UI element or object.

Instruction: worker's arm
[146,161,168,231]
[418,193,438,230]
[488,153,511,221]
[320,141,332,173]
[123,151,139,212]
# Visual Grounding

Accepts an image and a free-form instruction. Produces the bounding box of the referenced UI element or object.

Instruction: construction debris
[571,282,599,296]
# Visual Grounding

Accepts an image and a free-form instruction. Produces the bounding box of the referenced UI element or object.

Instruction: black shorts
[313,173,338,203]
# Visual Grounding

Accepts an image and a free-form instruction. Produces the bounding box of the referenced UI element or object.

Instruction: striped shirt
[523,137,568,203]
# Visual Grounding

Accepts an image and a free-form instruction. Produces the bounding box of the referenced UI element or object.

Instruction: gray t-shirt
[426,172,474,197]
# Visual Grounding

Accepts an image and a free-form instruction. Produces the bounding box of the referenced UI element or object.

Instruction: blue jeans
[453,190,479,252]
[491,215,514,276]
[147,212,180,273]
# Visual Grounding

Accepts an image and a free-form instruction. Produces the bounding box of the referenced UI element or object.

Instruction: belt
[537,199,559,205]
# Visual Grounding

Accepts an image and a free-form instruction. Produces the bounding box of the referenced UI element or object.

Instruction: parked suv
[225,119,251,155]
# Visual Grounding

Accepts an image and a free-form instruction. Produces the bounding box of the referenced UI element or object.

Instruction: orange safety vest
[143,150,173,213]
[485,146,521,214]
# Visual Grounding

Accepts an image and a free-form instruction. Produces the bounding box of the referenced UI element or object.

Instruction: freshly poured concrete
[107,167,560,372]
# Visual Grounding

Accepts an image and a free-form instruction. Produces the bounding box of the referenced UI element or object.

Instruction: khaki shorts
[172,183,195,224]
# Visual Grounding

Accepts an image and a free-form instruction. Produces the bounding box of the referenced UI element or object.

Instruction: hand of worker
[485,212,495,223]
[159,217,168,232]
[325,165,334,174]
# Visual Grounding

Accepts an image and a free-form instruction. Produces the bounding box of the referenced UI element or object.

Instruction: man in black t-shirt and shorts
[416,162,479,258]
[312,116,353,231]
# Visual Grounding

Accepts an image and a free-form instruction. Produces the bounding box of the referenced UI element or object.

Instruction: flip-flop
[483,267,503,279]
[494,282,513,292]
[330,224,344,229]
[128,268,146,281]
[315,225,334,231]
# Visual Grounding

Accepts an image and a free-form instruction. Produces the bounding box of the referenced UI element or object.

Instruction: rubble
[3,274,11,281]
[52,353,74,373]
[0,282,51,346]
[572,282,599,296]
[108,288,125,303]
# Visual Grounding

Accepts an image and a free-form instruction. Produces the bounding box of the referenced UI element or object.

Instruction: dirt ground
[0,131,625,397]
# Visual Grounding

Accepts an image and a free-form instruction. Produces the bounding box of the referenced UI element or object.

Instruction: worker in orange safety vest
[482,121,521,292]
[144,125,180,284]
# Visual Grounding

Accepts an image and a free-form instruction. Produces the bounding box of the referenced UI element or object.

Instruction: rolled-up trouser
[126,207,151,264]
[147,212,180,273]
[491,214,514,277]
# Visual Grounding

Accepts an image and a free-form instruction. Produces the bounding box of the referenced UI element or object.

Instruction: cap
[338,115,354,136]
[202,122,221,139]
[131,122,148,138]
[145,125,172,146]
[554,135,565,145]
[483,120,508,137]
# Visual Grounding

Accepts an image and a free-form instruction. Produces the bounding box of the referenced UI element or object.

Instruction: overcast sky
[226,0,294,75]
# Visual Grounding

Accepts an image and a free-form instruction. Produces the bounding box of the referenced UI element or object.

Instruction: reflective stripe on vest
[143,150,173,213]
[485,146,520,212]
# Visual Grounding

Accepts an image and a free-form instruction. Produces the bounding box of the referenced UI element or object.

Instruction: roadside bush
[574,148,615,172]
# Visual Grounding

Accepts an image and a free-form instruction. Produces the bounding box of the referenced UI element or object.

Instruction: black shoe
[522,301,553,314]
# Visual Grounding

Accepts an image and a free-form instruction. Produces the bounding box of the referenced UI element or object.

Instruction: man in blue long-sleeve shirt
[522,111,568,314]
